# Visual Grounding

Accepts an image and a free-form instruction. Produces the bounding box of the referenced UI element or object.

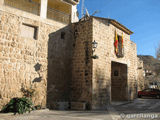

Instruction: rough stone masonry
[0,6,144,110]
[0,8,73,110]
[71,17,144,109]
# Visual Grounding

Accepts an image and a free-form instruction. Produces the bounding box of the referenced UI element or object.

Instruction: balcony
[47,7,70,24]
[4,0,40,15]
[62,0,80,5]
[4,0,71,24]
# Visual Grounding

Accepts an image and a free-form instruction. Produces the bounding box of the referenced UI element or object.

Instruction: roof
[91,16,133,35]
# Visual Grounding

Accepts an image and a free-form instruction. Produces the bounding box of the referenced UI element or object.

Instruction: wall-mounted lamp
[92,40,98,51]
[92,40,99,59]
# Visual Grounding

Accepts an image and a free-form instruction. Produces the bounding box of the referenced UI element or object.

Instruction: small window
[114,70,119,76]
[20,23,38,40]
[61,32,65,39]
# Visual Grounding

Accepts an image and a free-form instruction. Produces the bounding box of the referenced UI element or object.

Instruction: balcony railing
[4,0,40,16]
[47,7,70,24]
[4,0,70,24]
[62,0,80,5]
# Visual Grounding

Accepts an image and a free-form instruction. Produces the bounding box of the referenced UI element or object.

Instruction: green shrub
[1,97,34,114]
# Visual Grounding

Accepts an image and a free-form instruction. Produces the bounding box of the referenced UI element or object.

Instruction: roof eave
[109,19,133,35]
[91,16,133,35]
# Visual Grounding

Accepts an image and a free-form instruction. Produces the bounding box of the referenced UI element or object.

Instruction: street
[0,98,160,120]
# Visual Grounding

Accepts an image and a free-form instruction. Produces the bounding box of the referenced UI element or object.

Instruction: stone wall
[137,58,145,91]
[91,17,138,109]
[0,8,72,109]
[71,19,93,109]
[0,7,141,110]
[92,18,111,109]
[71,17,138,110]
[47,25,73,109]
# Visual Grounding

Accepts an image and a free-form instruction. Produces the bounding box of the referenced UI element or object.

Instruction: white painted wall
[40,0,48,19]
[71,5,79,23]
[0,0,4,6]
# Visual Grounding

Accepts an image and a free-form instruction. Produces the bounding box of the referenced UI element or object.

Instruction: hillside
[138,55,160,75]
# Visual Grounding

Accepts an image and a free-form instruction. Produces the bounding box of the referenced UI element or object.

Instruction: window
[61,32,65,39]
[20,23,38,40]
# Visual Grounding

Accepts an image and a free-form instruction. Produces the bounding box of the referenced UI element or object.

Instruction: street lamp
[92,40,98,59]
[92,40,98,50]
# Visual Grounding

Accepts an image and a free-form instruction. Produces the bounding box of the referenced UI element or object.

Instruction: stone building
[0,0,79,110]
[0,0,144,110]
[138,55,160,89]
[137,58,145,91]
[71,17,144,109]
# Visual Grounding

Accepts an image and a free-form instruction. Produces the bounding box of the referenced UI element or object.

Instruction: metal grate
[47,7,70,24]
[4,0,70,24]
[4,0,40,15]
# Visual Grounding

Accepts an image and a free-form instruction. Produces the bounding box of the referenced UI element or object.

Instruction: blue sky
[77,0,160,57]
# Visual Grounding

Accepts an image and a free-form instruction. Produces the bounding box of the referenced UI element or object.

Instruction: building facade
[0,0,79,110]
[0,0,144,110]
[71,17,144,109]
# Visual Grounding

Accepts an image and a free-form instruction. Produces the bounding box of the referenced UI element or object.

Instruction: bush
[1,97,34,114]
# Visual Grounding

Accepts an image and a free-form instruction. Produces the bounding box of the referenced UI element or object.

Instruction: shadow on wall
[93,68,110,109]
[33,63,42,83]
[47,25,74,109]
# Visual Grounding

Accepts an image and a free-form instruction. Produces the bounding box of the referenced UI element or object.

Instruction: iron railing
[4,0,40,15]
[4,0,70,24]
[47,7,70,24]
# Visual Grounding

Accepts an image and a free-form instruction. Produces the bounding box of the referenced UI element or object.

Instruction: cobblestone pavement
[0,98,160,120]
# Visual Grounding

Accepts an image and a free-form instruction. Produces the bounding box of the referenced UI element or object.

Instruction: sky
[77,0,160,57]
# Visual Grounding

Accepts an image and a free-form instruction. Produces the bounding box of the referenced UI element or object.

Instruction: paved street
[110,98,160,120]
[0,98,160,120]
[0,110,112,120]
